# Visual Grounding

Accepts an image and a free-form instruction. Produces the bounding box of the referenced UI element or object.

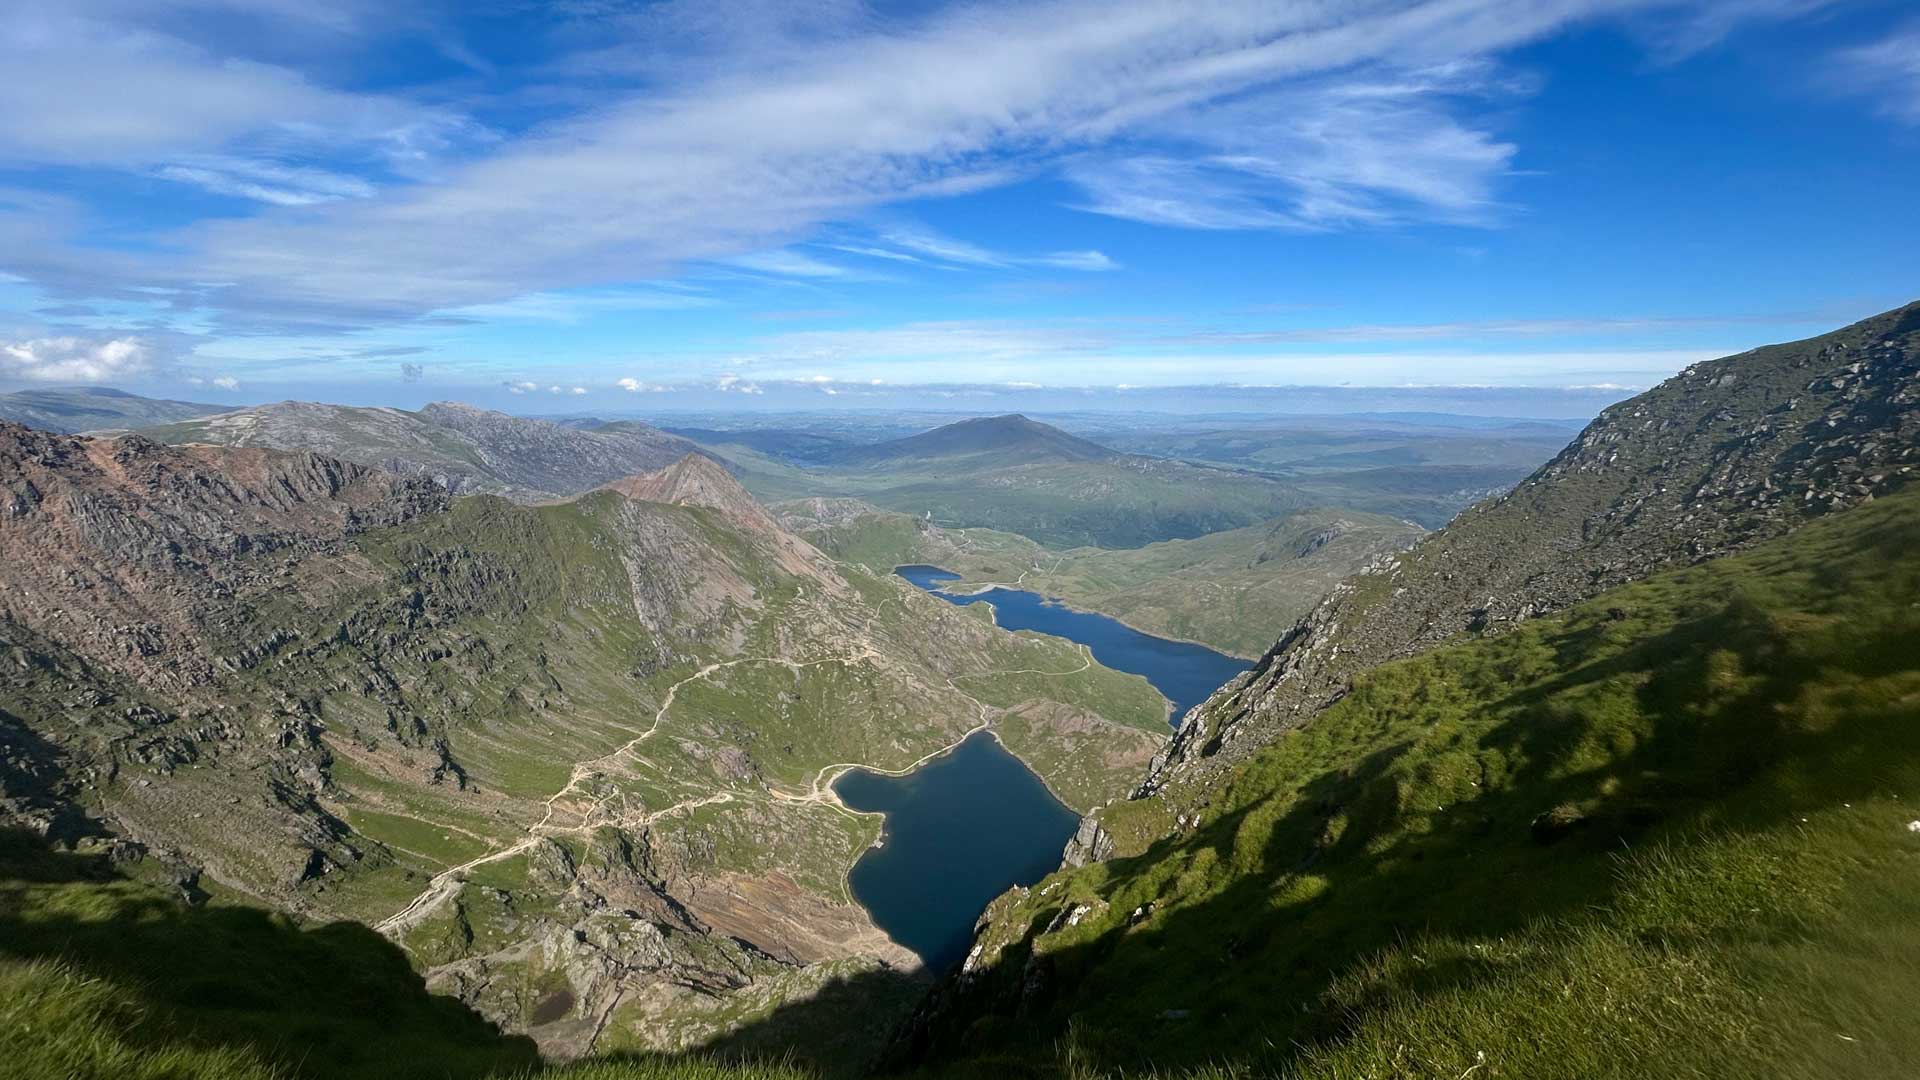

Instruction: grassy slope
[700,436,1312,550]
[9,494,1918,1080]
[787,505,1422,658]
[911,485,1920,1078]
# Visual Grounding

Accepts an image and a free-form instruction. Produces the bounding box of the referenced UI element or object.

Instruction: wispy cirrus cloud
[14,0,1821,331]
[1069,63,1520,231]
[1832,20,1920,123]
[153,156,379,207]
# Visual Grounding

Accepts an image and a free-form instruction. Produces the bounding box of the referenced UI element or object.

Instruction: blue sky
[0,0,1915,414]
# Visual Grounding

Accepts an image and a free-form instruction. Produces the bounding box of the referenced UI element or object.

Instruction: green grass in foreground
[8,489,1920,1080]
[911,485,1920,1079]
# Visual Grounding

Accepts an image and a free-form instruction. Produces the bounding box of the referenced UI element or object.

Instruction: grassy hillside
[680,416,1315,550]
[0,386,228,433]
[903,484,1920,1079]
[1082,415,1578,529]
[781,501,1421,657]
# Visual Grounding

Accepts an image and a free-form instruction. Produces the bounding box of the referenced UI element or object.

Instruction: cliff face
[1139,300,1920,805]
[0,425,449,689]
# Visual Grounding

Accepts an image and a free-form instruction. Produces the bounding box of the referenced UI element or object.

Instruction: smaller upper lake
[834,730,1077,972]
[895,565,1252,722]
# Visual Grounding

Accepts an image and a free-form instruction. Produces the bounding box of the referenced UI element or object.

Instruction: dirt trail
[374,582,1098,943]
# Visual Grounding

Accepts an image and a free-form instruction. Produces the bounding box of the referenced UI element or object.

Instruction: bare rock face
[0,424,448,690]
[605,455,847,585]
[603,454,780,532]
[136,399,703,501]
[1144,300,1920,800]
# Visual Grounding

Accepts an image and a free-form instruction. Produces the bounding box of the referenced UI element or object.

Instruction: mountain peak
[829,412,1119,468]
[603,453,771,526]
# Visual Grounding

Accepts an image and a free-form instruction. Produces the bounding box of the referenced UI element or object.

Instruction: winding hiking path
[374,580,1100,943]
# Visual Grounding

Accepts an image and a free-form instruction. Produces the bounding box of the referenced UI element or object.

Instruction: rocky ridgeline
[0,424,448,690]
[139,399,705,502]
[1128,300,1920,813]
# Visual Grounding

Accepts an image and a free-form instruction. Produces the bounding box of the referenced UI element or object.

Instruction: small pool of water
[834,730,1077,973]
[894,564,1252,722]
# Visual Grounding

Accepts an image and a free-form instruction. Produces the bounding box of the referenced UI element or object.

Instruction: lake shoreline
[894,563,1252,723]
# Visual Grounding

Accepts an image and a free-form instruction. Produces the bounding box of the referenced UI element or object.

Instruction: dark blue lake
[832,566,1254,971]
[894,564,1252,723]
[834,730,1077,972]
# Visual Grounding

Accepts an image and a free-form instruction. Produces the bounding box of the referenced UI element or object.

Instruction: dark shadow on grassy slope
[833,499,1920,1075]
[0,829,540,1080]
[575,965,932,1080]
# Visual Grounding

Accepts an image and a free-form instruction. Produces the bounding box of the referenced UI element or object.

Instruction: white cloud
[724,250,857,279]
[0,6,471,168]
[211,375,240,390]
[875,226,1005,268]
[93,0,1794,326]
[504,379,538,394]
[841,223,1121,273]
[1034,249,1120,271]
[1,0,1840,339]
[154,156,378,207]
[1834,21,1920,123]
[617,376,674,392]
[715,373,764,394]
[1069,64,1518,231]
[446,288,719,324]
[570,386,587,394]
[0,336,149,382]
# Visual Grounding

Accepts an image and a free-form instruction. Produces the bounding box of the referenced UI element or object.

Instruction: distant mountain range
[824,413,1119,470]
[682,413,1322,549]
[0,386,228,433]
[137,400,705,500]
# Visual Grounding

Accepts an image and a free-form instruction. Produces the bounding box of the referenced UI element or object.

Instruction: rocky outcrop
[1142,300,1920,801]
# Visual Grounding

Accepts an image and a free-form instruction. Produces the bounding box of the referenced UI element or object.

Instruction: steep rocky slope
[1132,300,1920,820]
[137,400,703,500]
[0,427,1168,1068]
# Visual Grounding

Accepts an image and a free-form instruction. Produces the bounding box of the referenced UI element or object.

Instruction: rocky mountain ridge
[137,399,703,501]
[1126,299,1920,822]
